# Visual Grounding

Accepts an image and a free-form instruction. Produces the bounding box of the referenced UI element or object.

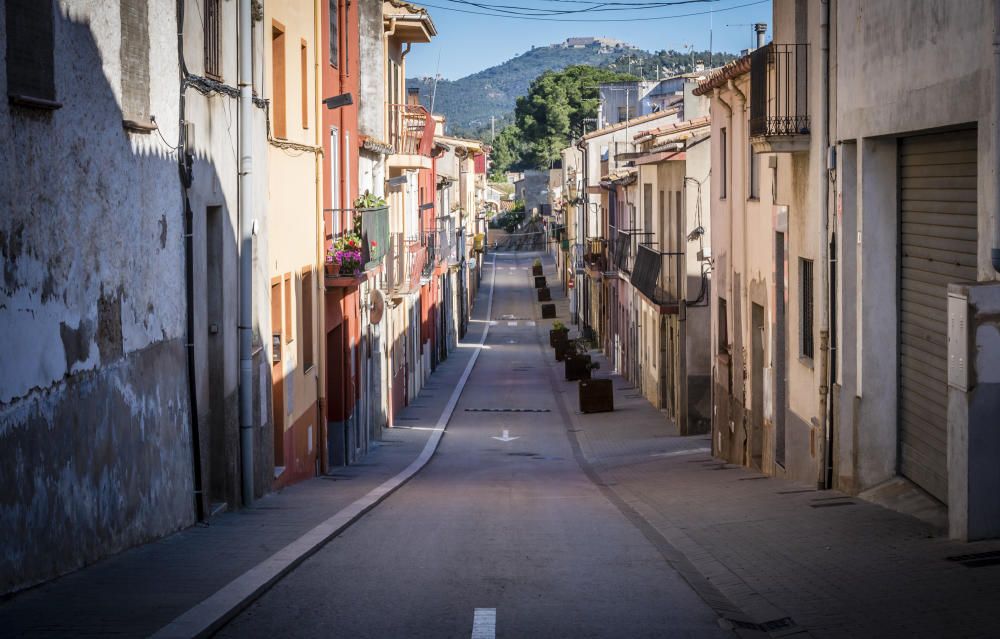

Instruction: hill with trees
[407,39,734,139]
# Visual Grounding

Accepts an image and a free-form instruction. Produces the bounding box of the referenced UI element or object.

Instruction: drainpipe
[993,0,1000,272]
[238,0,255,506]
[176,0,205,522]
[314,0,326,473]
[817,0,833,489]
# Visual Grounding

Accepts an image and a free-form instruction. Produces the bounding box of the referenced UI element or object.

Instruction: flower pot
[325,262,340,276]
[534,275,546,289]
[532,264,543,276]
[537,287,551,302]
[541,303,556,319]
[549,328,568,347]
[565,354,592,381]
[579,378,614,413]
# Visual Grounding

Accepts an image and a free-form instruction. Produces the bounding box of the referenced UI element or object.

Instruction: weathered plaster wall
[0,1,194,593]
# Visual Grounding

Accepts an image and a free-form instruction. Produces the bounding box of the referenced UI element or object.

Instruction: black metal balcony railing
[421,231,437,277]
[750,43,809,138]
[631,244,682,307]
[610,227,631,273]
[584,238,608,272]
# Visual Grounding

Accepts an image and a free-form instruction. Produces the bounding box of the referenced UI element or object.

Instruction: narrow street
[218,251,728,638]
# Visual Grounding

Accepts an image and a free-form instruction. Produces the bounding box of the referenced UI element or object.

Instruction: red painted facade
[322,0,361,469]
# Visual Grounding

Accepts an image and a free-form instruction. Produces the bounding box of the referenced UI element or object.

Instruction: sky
[406,0,773,80]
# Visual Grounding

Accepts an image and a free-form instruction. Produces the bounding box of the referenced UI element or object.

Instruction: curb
[151,256,498,639]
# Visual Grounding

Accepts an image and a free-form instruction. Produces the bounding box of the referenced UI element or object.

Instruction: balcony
[583,238,608,274]
[384,232,407,295]
[421,230,437,277]
[609,227,654,275]
[630,244,682,312]
[387,103,435,170]
[749,43,810,154]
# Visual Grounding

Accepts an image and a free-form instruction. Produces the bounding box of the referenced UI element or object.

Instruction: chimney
[754,23,767,49]
[407,87,420,107]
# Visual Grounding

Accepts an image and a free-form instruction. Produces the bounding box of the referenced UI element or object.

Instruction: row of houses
[552,0,1000,543]
[0,0,490,595]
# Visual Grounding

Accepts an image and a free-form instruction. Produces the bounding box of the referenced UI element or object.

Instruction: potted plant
[579,378,614,413]
[565,340,600,381]
[549,320,569,347]
[532,258,543,277]
[354,191,387,210]
[331,233,364,276]
[325,249,340,276]
[537,287,551,302]
[534,275,547,289]
[541,303,556,319]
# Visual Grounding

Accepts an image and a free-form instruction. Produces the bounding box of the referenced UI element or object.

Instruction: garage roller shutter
[898,129,977,504]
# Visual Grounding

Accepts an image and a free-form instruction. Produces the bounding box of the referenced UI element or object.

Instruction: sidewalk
[543,330,1000,638]
[0,266,495,639]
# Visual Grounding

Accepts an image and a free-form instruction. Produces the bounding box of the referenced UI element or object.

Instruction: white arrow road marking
[492,429,520,442]
[471,608,496,639]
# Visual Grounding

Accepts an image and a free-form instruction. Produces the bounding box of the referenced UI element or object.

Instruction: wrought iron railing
[408,242,427,290]
[749,43,810,138]
[610,227,631,273]
[631,244,682,306]
[584,238,608,272]
[421,231,437,277]
[387,103,435,156]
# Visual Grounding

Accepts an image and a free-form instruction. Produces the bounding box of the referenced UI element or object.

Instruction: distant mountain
[407,38,735,139]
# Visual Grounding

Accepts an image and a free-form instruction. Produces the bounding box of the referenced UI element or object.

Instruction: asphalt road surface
[219,251,729,639]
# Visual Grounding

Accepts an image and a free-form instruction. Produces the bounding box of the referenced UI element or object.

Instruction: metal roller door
[898,129,978,503]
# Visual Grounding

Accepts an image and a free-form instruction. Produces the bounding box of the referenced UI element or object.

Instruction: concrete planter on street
[541,303,556,319]
[534,275,546,289]
[537,287,551,302]
[532,264,543,276]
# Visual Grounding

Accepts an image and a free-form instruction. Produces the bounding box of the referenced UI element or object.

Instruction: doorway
[751,303,765,470]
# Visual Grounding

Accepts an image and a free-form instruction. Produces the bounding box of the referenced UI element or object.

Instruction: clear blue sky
[406,0,773,80]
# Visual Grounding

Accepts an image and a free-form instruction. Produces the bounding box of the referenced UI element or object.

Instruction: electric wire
[413,0,767,22]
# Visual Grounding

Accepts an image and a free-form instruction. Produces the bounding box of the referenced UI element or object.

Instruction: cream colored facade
[264,0,324,483]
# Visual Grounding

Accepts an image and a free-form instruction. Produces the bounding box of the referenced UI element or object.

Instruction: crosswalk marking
[471,608,496,639]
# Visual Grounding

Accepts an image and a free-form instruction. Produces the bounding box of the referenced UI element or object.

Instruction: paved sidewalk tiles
[542,323,1000,639]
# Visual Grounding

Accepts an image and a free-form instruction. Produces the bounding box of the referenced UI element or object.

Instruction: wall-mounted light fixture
[323,93,353,109]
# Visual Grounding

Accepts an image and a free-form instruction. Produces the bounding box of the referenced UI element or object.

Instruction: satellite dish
[369,288,385,324]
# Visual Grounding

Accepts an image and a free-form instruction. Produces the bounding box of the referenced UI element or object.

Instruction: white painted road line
[526,320,536,326]
[649,447,712,458]
[507,321,517,327]
[151,258,500,639]
[471,608,496,639]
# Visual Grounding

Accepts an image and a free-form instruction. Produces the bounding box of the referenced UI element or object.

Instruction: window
[301,268,314,371]
[284,273,293,344]
[300,39,308,129]
[329,0,339,67]
[204,0,221,79]
[800,258,814,359]
[720,127,727,199]
[120,0,150,124]
[5,0,57,108]
[271,22,287,139]
[718,297,728,353]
